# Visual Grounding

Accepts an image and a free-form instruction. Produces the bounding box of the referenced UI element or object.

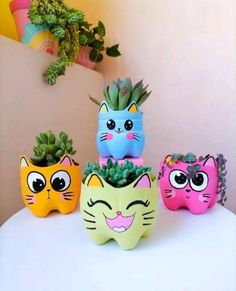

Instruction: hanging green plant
[29,0,84,85]
[78,20,121,63]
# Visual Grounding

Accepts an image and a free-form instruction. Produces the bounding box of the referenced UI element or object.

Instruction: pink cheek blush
[126,133,134,140]
[106,133,113,140]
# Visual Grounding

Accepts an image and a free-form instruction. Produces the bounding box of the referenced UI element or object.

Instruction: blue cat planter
[96,101,145,160]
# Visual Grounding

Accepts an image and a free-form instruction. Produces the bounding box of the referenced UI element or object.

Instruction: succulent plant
[170,153,197,164]
[29,0,84,85]
[89,78,151,110]
[78,20,121,63]
[30,131,76,166]
[84,159,154,188]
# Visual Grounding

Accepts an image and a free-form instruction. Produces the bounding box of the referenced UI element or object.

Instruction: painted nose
[117,128,121,131]
[186,189,191,193]
[47,189,51,200]
[116,211,122,215]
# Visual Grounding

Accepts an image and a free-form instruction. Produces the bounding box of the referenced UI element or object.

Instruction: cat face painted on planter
[159,155,218,214]
[20,155,80,217]
[81,173,158,250]
[96,101,145,160]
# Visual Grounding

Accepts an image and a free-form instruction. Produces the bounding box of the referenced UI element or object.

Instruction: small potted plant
[9,0,31,40]
[10,1,121,84]
[76,20,121,69]
[28,0,84,85]
[9,0,56,54]
[20,130,81,217]
[158,152,227,214]
[80,159,158,250]
[90,78,151,162]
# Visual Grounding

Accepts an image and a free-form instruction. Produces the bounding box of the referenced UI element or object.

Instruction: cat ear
[203,156,216,167]
[87,174,104,187]
[20,156,29,168]
[60,155,72,166]
[163,155,176,166]
[164,155,171,164]
[99,102,109,113]
[127,102,138,113]
[134,173,151,188]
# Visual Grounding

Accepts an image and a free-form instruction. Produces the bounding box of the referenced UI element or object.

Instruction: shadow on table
[139,207,187,248]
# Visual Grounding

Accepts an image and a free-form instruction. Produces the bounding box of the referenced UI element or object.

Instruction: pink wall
[0,36,104,224]
[75,0,236,212]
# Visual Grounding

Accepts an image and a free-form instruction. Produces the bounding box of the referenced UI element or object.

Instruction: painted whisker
[166,195,172,198]
[143,217,154,220]
[84,210,95,218]
[143,223,151,226]
[133,137,140,142]
[63,191,73,195]
[28,202,34,205]
[164,189,172,193]
[83,219,96,223]
[64,198,72,201]
[100,135,108,139]
[142,210,155,216]
[26,195,34,197]
[86,227,96,230]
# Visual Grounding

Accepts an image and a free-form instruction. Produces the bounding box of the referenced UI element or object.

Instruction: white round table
[0,204,235,291]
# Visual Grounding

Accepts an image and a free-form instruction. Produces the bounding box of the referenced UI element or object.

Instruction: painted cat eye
[126,200,150,210]
[169,170,188,189]
[189,171,208,192]
[27,171,46,193]
[124,119,133,131]
[50,170,71,192]
[106,119,116,130]
[87,198,112,210]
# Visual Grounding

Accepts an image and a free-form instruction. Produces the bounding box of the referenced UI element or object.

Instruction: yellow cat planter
[20,155,81,217]
[81,172,158,250]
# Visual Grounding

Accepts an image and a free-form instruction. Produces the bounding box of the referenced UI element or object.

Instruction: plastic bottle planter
[22,23,57,55]
[97,101,145,160]
[159,155,219,214]
[81,173,158,250]
[20,155,81,217]
[75,46,96,69]
[10,0,31,40]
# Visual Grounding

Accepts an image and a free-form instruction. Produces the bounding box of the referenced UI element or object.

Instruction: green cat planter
[80,160,158,250]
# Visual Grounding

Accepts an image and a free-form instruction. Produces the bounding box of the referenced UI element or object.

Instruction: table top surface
[0,203,235,291]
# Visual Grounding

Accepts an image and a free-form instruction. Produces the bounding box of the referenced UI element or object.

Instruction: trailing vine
[216,154,227,206]
[29,0,84,85]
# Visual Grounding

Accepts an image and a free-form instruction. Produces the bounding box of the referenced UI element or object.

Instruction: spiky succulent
[89,78,151,110]
[84,159,154,188]
[30,131,76,166]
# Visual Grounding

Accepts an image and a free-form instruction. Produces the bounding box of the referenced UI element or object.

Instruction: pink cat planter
[159,154,226,214]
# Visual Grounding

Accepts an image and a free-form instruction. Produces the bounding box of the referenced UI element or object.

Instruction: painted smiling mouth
[186,196,191,199]
[115,130,123,134]
[104,212,135,233]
